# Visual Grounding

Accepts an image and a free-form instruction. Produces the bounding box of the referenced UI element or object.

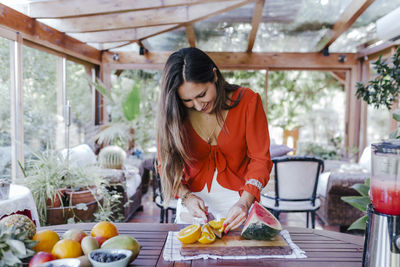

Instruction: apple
[62,228,88,242]
[29,252,56,267]
[62,229,87,243]
[94,236,107,246]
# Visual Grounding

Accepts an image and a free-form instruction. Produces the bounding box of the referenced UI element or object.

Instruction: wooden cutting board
[180,230,291,256]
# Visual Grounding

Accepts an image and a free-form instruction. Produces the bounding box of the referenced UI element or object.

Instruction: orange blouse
[182,87,273,202]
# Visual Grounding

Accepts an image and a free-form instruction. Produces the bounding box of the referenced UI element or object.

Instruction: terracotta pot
[65,187,97,205]
[46,199,100,225]
[46,188,66,208]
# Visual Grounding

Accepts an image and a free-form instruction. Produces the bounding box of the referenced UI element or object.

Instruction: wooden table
[40,223,364,266]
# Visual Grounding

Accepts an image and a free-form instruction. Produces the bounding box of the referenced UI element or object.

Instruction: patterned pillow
[270,144,294,158]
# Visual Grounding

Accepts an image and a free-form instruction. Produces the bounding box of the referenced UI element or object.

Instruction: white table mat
[163,229,306,261]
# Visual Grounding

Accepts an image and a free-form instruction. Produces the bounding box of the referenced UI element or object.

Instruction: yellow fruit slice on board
[209,218,225,229]
[201,224,214,236]
[177,224,202,244]
[198,232,216,244]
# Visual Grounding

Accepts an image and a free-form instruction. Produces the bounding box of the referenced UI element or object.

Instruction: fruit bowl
[89,248,132,267]
[36,258,80,267]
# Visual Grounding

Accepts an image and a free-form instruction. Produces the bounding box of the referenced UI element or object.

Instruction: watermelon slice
[241,202,282,240]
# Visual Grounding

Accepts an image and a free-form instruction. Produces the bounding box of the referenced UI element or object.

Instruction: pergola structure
[1,0,400,179]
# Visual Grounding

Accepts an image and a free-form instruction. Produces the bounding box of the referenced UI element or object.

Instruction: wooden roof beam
[103,51,357,70]
[247,0,265,52]
[0,3,101,64]
[330,71,346,85]
[27,0,239,18]
[315,0,374,52]
[185,25,197,47]
[39,0,251,33]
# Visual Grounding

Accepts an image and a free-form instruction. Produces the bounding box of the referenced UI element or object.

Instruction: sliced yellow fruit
[177,224,202,244]
[209,218,226,229]
[201,224,214,236]
[198,232,216,244]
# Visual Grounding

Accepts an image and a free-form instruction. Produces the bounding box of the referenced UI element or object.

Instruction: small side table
[0,184,40,226]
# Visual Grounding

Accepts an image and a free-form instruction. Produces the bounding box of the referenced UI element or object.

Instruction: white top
[175,170,240,223]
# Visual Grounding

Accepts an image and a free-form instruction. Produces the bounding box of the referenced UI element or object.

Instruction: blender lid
[372,140,400,154]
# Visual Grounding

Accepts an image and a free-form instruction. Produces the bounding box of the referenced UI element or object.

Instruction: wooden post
[56,56,66,150]
[100,63,111,124]
[359,59,369,151]
[264,69,269,114]
[10,33,24,181]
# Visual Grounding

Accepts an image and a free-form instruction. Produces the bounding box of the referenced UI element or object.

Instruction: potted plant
[342,46,400,231]
[22,149,119,225]
[92,78,140,152]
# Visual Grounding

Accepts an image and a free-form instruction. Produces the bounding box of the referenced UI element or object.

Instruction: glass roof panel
[330,0,400,52]
[109,42,139,52]
[254,0,352,52]
[144,27,188,52]
[194,3,255,52]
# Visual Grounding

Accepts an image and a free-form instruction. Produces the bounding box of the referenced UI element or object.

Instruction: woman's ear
[213,67,218,82]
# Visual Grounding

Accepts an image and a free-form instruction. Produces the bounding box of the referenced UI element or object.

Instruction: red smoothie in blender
[371,179,400,215]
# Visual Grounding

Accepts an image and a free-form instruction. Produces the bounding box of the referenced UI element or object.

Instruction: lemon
[198,224,216,244]
[198,232,216,244]
[176,224,201,244]
[209,218,225,229]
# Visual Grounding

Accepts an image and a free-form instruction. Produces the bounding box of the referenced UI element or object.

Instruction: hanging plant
[356,47,400,110]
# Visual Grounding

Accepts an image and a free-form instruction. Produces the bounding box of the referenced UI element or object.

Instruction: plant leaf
[393,109,400,121]
[341,196,370,212]
[3,249,22,266]
[122,84,140,121]
[6,239,26,258]
[122,85,140,121]
[347,215,369,231]
[351,183,370,197]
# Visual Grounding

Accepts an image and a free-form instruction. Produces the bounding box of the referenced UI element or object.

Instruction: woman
[157,47,273,233]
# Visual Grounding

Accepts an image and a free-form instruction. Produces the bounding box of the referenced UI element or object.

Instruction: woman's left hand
[223,191,254,233]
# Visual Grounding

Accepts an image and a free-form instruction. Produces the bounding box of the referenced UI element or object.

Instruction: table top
[39,223,364,267]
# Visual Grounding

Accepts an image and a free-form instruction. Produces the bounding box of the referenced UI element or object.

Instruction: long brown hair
[157,47,241,205]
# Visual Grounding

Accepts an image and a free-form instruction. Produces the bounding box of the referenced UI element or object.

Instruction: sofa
[316,147,371,230]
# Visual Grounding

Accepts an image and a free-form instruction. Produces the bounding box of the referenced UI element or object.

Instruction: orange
[51,239,83,259]
[209,218,225,229]
[176,224,201,244]
[91,221,119,240]
[33,230,60,253]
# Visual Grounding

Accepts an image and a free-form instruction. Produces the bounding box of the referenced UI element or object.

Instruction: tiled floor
[129,187,342,233]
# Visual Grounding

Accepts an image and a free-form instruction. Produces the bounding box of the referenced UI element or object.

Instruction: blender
[363,140,400,266]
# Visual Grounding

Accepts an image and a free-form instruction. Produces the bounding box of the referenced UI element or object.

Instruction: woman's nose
[193,100,202,111]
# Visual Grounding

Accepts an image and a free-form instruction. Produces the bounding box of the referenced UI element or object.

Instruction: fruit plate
[89,248,132,267]
[37,258,80,267]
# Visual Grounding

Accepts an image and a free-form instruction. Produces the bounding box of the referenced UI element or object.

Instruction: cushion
[270,144,294,158]
[358,146,371,172]
[61,144,97,167]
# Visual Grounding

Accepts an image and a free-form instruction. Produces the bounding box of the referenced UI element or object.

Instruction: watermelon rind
[241,202,282,240]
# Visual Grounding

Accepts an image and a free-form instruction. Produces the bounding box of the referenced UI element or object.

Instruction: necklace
[205,116,218,144]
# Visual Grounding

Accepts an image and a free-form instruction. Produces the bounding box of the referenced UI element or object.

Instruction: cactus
[98,145,127,169]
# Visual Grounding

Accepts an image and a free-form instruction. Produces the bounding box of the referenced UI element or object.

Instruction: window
[66,60,93,147]
[0,37,11,177]
[23,45,58,158]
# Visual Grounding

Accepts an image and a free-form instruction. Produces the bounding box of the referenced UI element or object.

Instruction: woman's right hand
[183,193,208,223]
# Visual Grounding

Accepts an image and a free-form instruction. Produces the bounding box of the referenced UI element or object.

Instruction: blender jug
[363,141,400,267]
[371,141,400,215]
